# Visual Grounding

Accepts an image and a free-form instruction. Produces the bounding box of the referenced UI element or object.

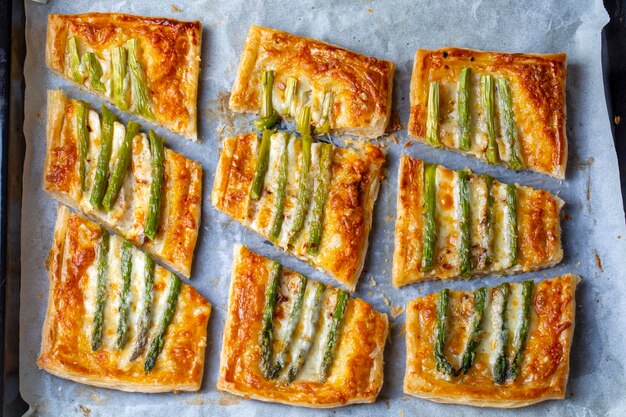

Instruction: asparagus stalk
[422,163,437,271]
[483,174,494,266]
[126,39,155,120]
[144,273,182,373]
[250,129,275,200]
[116,240,133,349]
[288,106,313,243]
[130,254,155,361]
[268,134,290,242]
[102,121,141,211]
[507,280,533,380]
[316,91,333,135]
[306,143,333,256]
[83,52,106,93]
[260,262,282,379]
[254,70,280,130]
[91,228,110,351]
[493,282,510,384]
[269,274,308,378]
[481,75,499,164]
[284,77,298,117]
[319,289,348,383]
[144,131,165,241]
[112,46,129,111]
[460,287,488,374]
[425,82,440,147]
[497,77,523,170]
[90,105,117,209]
[457,170,471,276]
[457,68,471,151]
[434,288,457,376]
[505,184,518,266]
[67,36,83,83]
[75,100,90,191]
[285,281,325,383]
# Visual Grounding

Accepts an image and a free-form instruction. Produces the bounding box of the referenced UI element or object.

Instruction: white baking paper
[20,0,626,416]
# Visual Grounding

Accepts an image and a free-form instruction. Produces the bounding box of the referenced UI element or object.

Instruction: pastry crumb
[391,304,405,319]
[369,276,377,287]
[171,4,182,12]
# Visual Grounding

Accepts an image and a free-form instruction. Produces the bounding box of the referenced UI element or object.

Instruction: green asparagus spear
[126,39,155,120]
[269,274,308,378]
[497,77,523,170]
[288,106,313,243]
[260,262,282,379]
[507,280,533,380]
[102,121,141,211]
[316,91,333,135]
[116,240,133,349]
[67,36,83,83]
[319,289,348,383]
[434,288,457,376]
[458,170,471,276]
[422,163,437,271]
[306,143,333,255]
[75,100,90,191]
[250,129,275,200]
[254,70,280,130]
[493,282,510,384]
[130,254,155,362]
[483,174,494,266]
[269,134,290,242]
[457,68,471,151]
[460,287,488,374]
[83,52,106,93]
[144,131,165,241]
[505,184,518,266]
[91,228,110,351]
[426,82,441,147]
[481,75,499,164]
[112,46,129,111]
[284,77,298,117]
[90,105,116,209]
[286,281,325,383]
[144,273,182,373]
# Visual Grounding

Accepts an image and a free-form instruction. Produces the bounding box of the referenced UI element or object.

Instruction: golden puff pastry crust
[46,13,201,140]
[217,244,389,408]
[37,206,211,393]
[392,155,563,287]
[404,274,579,408]
[44,89,202,278]
[211,132,385,290]
[408,47,567,178]
[230,25,395,138]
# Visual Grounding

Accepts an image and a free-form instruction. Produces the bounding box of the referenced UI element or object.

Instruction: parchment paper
[19,0,626,416]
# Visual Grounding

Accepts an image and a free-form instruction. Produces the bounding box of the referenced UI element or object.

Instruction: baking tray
[1,0,625,416]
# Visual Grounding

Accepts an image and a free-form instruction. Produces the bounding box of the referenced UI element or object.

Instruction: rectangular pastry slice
[212,131,385,290]
[46,13,201,141]
[217,244,389,407]
[392,155,563,287]
[38,206,211,392]
[44,89,202,278]
[404,274,579,408]
[408,48,567,178]
[230,25,395,138]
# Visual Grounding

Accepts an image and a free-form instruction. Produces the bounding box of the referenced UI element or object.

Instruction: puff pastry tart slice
[37,206,211,392]
[229,25,395,138]
[405,274,579,408]
[46,13,201,140]
[217,244,389,407]
[393,155,563,287]
[212,131,385,290]
[44,89,202,278]
[408,48,567,178]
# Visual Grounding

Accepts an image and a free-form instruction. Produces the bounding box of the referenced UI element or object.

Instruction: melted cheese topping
[37,207,211,392]
[392,154,563,287]
[408,47,567,178]
[229,25,395,138]
[404,274,578,407]
[43,90,202,277]
[46,13,201,140]
[217,245,388,407]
